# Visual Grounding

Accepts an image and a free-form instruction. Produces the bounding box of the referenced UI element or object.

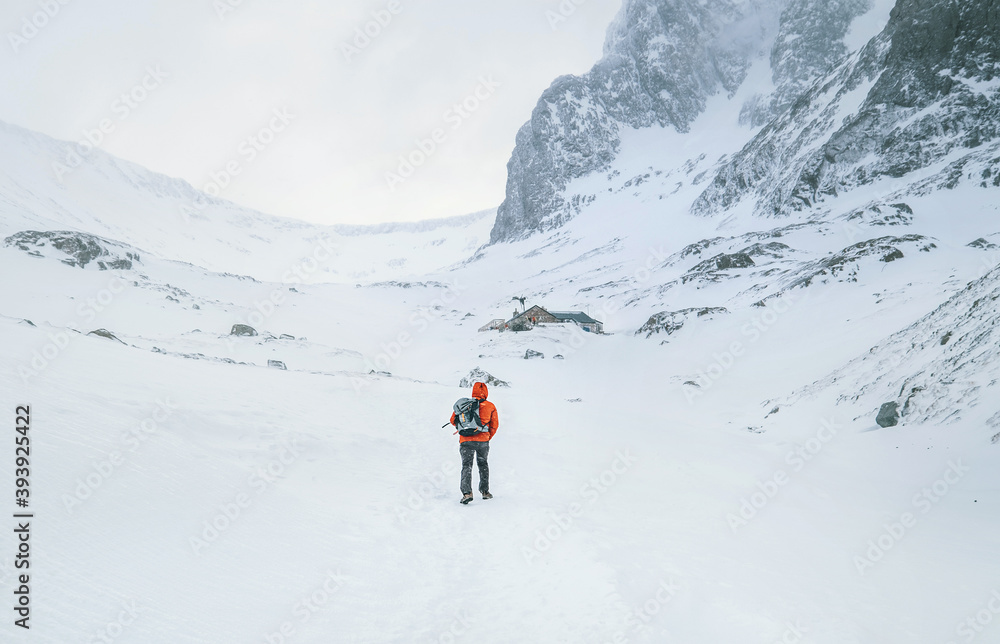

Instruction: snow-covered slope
[0,120,492,282]
[786,258,1000,430]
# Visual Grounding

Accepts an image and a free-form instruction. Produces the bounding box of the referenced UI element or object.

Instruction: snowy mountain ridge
[489,0,896,242]
[0,119,495,283]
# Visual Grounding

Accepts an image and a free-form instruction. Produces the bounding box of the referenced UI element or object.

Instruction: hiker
[449,382,499,504]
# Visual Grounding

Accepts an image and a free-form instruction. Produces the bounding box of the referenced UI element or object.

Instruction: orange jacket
[450,382,498,443]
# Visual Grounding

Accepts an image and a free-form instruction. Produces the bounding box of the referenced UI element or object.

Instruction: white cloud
[0,0,623,225]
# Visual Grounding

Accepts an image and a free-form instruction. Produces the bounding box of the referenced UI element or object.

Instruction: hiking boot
[482,492,493,500]
[460,493,474,504]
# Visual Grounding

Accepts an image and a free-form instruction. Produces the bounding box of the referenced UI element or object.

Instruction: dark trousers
[460,441,490,495]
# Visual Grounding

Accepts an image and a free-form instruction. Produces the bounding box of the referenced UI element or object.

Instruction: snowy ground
[1,201,999,643]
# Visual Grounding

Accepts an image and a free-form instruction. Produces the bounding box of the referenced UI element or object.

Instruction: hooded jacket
[450,381,498,443]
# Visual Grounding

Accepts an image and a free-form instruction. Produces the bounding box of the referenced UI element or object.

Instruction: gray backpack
[453,398,487,436]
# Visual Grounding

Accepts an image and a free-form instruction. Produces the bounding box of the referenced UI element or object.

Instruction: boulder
[524,349,544,359]
[231,324,257,337]
[637,307,728,339]
[876,402,899,428]
[267,360,287,370]
[460,368,510,388]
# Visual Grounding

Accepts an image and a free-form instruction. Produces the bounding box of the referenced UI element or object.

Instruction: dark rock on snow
[230,324,257,337]
[876,401,900,427]
[5,230,141,270]
[637,307,728,339]
[88,328,125,343]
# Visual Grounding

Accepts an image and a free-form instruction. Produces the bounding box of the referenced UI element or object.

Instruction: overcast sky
[1,0,622,225]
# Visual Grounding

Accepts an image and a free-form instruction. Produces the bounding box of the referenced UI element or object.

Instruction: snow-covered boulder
[230,324,257,337]
[87,328,125,343]
[459,368,509,388]
[637,307,728,339]
[5,230,141,270]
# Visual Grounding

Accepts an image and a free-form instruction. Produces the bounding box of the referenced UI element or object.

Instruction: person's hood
[472,382,488,400]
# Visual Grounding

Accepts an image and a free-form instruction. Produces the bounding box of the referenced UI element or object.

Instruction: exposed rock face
[487,0,918,242]
[695,0,1000,218]
[488,0,1000,244]
[5,230,141,270]
[780,235,933,290]
[637,307,729,339]
[741,0,874,126]
[681,249,765,284]
[490,0,789,243]
[968,238,998,250]
[844,202,914,227]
